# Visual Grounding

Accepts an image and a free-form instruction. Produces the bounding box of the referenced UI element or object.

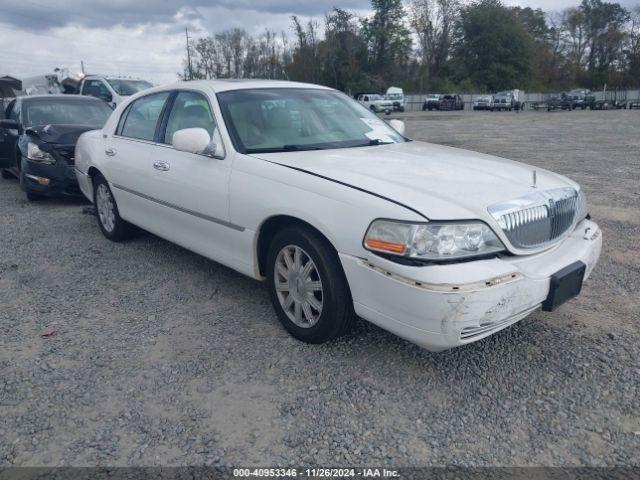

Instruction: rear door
[102,91,171,226]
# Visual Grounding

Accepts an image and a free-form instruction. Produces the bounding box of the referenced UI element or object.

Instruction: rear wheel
[93,173,132,241]
[266,227,355,344]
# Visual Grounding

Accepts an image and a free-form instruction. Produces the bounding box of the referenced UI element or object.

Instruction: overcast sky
[0,0,637,84]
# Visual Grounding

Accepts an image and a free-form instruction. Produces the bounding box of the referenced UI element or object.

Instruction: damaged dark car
[0,95,112,200]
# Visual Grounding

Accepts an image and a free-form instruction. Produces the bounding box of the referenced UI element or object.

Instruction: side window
[9,101,20,122]
[163,91,216,144]
[364,96,369,102]
[119,92,170,142]
[5,100,16,121]
[83,80,112,102]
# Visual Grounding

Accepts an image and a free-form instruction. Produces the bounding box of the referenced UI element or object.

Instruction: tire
[27,191,47,201]
[370,105,376,112]
[266,226,356,344]
[93,173,132,241]
[1,169,12,179]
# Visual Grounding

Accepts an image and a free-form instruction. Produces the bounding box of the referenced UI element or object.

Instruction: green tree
[320,8,369,91]
[452,0,534,91]
[361,0,412,84]
[409,0,459,90]
[580,0,629,84]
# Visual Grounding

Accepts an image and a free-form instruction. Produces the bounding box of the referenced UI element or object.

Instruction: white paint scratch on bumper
[341,219,602,351]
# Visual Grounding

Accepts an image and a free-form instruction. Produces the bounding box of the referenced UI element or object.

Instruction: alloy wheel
[274,245,324,328]
[96,184,116,233]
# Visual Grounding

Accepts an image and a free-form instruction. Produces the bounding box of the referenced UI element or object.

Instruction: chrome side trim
[112,183,245,232]
[360,259,523,293]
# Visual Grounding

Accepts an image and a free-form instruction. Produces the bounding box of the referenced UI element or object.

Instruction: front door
[0,100,19,168]
[145,90,234,263]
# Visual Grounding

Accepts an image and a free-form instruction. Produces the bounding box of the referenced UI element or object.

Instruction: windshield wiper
[348,139,395,148]
[246,144,325,153]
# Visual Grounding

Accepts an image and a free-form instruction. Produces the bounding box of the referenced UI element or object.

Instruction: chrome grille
[488,188,580,249]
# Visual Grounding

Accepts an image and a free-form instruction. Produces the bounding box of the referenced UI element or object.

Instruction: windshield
[217,88,406,154]
[24,99,112,127]
[105,79,153,96]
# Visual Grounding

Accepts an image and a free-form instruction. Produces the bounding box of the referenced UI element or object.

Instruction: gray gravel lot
[1,109,639,468]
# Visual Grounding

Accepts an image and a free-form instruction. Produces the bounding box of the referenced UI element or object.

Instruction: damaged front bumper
[340,218,602,351]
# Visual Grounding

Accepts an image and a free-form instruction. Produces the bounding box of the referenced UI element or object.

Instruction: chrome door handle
[105,148,116,157]
[153,160,170,171]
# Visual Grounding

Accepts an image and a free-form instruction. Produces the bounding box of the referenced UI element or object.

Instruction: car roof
[18,94,103,102]
[141,79,333,95]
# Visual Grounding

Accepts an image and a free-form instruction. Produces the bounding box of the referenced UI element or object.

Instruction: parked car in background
[547,93,574,111]
[568,89,594,110]
[385,86,405,112]
[492,90,524,111]
[439,94,464,111]
[422,94,441,111]
[75,79,601,351]
[473,95,493,111]
[0,95,112,200]
[79,75,153,108]
[629,100,640,109]
[356,93,392,114]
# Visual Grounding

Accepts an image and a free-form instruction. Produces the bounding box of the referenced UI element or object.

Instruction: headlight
[363,219,505,262]
[27,142,56,164]
[576,189,588,221]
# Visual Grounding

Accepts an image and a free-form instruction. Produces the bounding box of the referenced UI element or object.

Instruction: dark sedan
[0,95,112,200]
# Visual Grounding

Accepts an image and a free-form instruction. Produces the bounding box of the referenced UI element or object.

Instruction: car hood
[251,141,577,222]
[25,124,100,145]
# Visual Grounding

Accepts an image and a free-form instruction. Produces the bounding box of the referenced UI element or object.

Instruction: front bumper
[340,219,602,351]
[22,158,81,197]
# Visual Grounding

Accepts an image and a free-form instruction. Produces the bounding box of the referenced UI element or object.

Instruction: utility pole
[185,27,193,81]
[80,60,85,75]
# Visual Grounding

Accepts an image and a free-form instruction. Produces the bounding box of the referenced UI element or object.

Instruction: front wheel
[93,174,132,241]
[266,227,356,344]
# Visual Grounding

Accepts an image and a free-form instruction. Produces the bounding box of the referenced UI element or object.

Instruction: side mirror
[389,119,405,136]
[173,127,225,158]
[0,119,20,131]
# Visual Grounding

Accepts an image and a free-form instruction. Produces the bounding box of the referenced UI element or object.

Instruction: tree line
[181,0,640,93]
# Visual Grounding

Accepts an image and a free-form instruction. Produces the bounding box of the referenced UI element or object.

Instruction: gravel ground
[0,109,638,468]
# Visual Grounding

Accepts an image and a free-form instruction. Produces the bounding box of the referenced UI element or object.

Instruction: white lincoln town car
[75,80,602,351]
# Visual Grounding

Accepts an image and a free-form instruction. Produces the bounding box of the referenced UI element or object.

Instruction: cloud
[1,0,637,85]
[0,0,371,32]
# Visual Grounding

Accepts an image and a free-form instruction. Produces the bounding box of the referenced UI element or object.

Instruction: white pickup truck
[78,76,153,108]
[357,94,393,114]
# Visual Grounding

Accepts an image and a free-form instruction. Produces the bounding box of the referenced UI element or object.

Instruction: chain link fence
[402,89,640,112]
